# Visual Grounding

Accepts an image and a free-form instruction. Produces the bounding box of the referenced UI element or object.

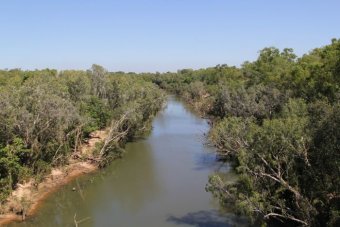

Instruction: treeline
[0,65,164,204]
[148,39,340,226]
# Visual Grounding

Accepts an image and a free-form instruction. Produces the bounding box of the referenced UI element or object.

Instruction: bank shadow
[193,153,222,171]
[166,210,248,227]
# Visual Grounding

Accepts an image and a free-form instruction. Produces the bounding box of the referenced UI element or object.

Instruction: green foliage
[0,138,30,201]
[81,96,111,135]
[210,84,288,120]
[209,117,257,156]
[0,65,165,204]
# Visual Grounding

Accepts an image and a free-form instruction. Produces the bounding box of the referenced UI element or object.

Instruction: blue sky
[1,0,339,72]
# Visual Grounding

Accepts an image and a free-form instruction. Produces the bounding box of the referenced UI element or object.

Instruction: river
[8,96,247,227]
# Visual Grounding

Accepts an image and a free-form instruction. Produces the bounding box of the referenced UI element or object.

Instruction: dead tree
[99,111,131,158]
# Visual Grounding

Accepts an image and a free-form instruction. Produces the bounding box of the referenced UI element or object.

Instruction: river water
[8,96,247,227]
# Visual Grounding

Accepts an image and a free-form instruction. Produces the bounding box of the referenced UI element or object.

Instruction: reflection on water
[8,96,247,227]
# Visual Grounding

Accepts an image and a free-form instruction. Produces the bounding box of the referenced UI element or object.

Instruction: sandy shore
[0,130,107,226]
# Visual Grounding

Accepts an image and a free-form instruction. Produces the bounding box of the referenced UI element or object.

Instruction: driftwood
[73,213,91,227]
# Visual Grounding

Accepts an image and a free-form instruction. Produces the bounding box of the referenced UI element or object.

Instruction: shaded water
[8,96,247,227]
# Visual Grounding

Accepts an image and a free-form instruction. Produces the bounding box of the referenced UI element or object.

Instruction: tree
[89,64,107,98]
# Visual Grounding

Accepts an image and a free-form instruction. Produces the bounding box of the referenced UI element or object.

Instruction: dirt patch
[0,129,108,226]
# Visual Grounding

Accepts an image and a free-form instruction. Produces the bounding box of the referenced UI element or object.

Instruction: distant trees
[152,39,340,226]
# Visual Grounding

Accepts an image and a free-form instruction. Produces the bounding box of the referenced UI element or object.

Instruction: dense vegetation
[0,65,164,204]
[148,39,340,226]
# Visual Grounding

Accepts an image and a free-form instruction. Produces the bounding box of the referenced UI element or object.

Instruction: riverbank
[0,130,108,226]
